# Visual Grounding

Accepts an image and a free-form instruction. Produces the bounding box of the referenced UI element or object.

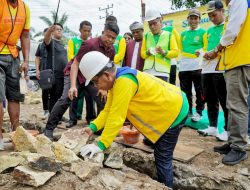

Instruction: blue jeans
[154,117,186,188]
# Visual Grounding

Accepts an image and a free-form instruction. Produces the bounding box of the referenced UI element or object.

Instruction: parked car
[27,63,37,80]
[27,63,39,91]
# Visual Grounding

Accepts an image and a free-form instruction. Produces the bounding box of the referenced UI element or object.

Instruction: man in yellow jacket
[205,0,250,165]
[0,0,30,150]
[75,51,189,189]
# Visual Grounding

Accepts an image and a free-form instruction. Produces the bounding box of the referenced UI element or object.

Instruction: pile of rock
[0,126,169,189]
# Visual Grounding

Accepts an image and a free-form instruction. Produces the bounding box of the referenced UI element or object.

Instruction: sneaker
[214,143,231,154]
[191,113,202,122]
[41,110,49,120]
[216,131,228,141]
[0,138,4,151]
[198,126,217,136]
[222,149,248,165]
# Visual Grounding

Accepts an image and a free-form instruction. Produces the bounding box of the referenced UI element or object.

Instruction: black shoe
[66,121,77,128]
[44,129,54,141]
[222,149,248,165]
[61,116,69,123]
[214,143,231,154]
[143,137,154,148]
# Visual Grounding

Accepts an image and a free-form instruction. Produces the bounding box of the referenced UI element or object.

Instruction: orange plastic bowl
[120,127,140,144]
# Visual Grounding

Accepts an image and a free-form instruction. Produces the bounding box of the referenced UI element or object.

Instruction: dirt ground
[1,90,250,189]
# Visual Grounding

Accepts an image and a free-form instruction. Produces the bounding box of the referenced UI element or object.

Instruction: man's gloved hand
[80,144,102,158]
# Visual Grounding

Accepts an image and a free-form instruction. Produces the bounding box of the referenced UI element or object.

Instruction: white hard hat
[145,9,161,22]
[79,51,110,86]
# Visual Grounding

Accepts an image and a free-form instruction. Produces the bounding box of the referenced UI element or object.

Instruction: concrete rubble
[0,155,25,173]
[52,142,79,164]
[12,165,56,187]
[35,134,55,158]
[0,127,171,189]
[9,127,248,189]
[57,129,89,154]
[28,156,62,173]
[104,148,124,169]
[70,160,101,181]
[11,126,38,152]
[122,147,250,190]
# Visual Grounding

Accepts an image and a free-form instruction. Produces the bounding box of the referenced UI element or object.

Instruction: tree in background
[171,0,210,9]
[38,11,78,44]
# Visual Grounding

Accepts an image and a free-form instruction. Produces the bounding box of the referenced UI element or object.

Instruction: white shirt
[131,42,140,69]
[220,0,248,46]
[201,58,223,74]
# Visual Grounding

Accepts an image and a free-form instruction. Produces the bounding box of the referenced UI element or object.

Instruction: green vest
[206,24,224,51]
[72,37,82,56]
[113,35,122,54]
[181,28,206,54]
[143,31,171,73]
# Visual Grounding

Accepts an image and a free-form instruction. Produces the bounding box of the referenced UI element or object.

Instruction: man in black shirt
[35,28,49,119]
[43,23,67,112]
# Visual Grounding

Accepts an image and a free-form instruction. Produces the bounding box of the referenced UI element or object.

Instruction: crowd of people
[0,0,250,189]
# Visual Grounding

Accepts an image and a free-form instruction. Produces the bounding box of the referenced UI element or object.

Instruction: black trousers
[202,73,228,130]
[48,77,64,113]
[69,86,96,124]
[169,65,177,85]
[46,76,105,131]
[179,70,205,115]
[42,89,49,111]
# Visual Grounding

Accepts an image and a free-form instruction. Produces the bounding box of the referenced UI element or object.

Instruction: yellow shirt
[114,37,126,66]
[67,39,74,61]
[1,2,30,55]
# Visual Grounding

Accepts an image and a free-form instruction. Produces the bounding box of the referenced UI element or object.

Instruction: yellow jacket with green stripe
[113,35,126,66]
[90,67,187,150]
[217,0,250,71]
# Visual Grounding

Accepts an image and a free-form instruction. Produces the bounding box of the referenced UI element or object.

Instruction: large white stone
[12,165,56,187]
[57,129,89,154]
[0,155,25,173]
[36,134,55,158]
[70,160,101,181]
[52,142,79,164]
[104,148,123,169]
[11,126,38,152]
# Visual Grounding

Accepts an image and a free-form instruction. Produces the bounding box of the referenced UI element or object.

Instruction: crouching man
[76,51,189,189]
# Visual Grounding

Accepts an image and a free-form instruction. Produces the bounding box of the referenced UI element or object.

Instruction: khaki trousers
[225,66,250,151]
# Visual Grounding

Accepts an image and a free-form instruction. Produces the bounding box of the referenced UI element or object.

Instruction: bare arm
[44,26,55,45]
[70,58,80,88]
[20,30,30,74]
[68,58,80,100]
